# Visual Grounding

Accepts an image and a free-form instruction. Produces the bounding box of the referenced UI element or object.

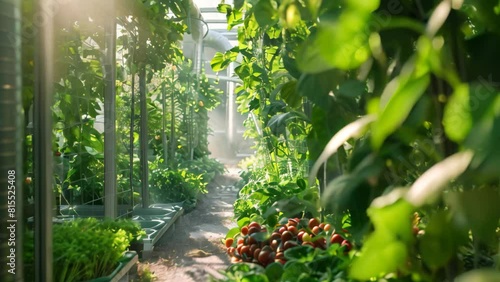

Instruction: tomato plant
[214,0,500,281]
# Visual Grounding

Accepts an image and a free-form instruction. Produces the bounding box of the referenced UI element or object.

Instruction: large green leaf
[443,84,471,142]
[445,187,500,244]
[350,199,414,280]
[337,79,366,98]
[309,115,376,187]
[350,225,408,279]
[418,211,457,270]
[295,0,381,72]
[210,49,238,72]
[371,73,430,150]
[253,0,278,27]
[280,80,302,108]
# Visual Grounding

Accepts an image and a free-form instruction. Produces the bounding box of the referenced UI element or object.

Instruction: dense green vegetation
[24,218,144,281]
[20,0,224,209]
[15,0,225,280]
[212,0,500,281]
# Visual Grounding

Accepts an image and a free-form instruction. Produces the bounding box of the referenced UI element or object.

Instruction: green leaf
[282,261,311,280]
[296,178,307,190]
[264,262,284,281]
[241,274,269,282]
[210,52,228,72]
[419,211,456,270]
[406,150,474,207]
[337,79,366,98]
[296,35,335,74]
[315,13,370,70]
[226,227,241,239]
[368,198,414,243]
[445,188,500,244]
[210,50,238,72]
[253,0,278,27]
[234,0,245,10]
[443,84,471,142]
[309,115,376,187]
[284,245,314,260]
[350,233,408,280]
[249,98,260,111]
[350,200,413,280]
[371,73,430,150]
[280,81,302,108]
[217,4,232,13]
[238,217,251,228]
[347,0,381,12]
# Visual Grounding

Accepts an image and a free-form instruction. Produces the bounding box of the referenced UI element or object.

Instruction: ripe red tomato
[246,236,257,245]
[241,245,251,257]
[288,225,298,235]
[253,248,261,259]
[279,226,287,234]
[287,218,299,226]
[248,222,261,230]
[258,250,271,265]
[297,230,306,241]
[330,234,344,245]
[271,232,281,240]
[308,218,320,229]
[248,226,260,235]
[249,244,258,256]
[311,226,321,235]
[241,226,249,236]
[281,231,293,242]
[341,240,352,252]
[225,238,234,248]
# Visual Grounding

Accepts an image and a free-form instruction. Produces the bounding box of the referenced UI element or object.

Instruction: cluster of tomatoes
[224,218,352,266]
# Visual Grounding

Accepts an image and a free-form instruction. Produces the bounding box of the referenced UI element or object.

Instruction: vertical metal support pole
[169,68,176,168]
[161,82,168,163]
[129,70,135,207]
[227,65,235,146]
[139,67,149,208]
[33,0,54,281]
[104,1,117,219]
[0,0,23,281]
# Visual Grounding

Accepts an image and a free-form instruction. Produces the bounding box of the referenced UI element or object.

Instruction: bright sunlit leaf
[406,150,474,207]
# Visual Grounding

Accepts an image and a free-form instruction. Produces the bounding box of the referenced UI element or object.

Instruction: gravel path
[135,168,240,281]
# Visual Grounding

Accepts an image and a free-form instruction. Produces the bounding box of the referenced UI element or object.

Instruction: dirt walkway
[136,168,240,281]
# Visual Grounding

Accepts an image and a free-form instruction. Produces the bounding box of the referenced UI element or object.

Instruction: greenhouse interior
[1,0,500,281]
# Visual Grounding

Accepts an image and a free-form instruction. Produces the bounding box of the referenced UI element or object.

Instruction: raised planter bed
[88,251,138,282]
[131,204,184,258]
[59,204,136,218]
